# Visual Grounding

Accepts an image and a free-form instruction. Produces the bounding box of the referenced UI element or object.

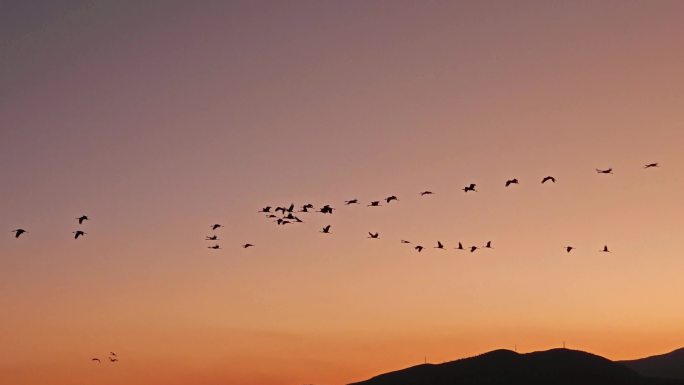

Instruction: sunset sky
[2,1,684,384]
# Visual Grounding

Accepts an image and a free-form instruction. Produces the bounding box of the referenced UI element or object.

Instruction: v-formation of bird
[237,164,657,254]
[11,165,657,255]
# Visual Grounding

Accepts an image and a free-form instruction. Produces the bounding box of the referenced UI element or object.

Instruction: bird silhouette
[470,246,478,252]
[11,229,27,238]
[92,358,101,363]
[415,245,424,252]
[77,215,89,225]
[275,207,286,214]
[211,224,222,231]
[505,179,519,187]
[385,195,399,203]
[463,183,477,192]
[266,214,278,218]
[400,240,411,244]
[455,242,464,251]
[275,219,291,225]
[206,235,219,241]
[435,241,445,250]
[208,245,221,249]
[299,204,314,212]
[321,225,331,234]
[368,232,379,239]
[345,199,359,205]
[420,191,434,196]
[644,162,659,169]
[259,206,272,213]
[286,203,295,213]
[73,230,86,239]
[596,168,613,174]
[318,205,334,214]
[483,241,492,249]
[243,243,254,248]
[368,201,381,207]
[110,352,117,357]
[541,176,556,184]
[566,246,574,253]
[109,357,118,363]
[600,245,610,252]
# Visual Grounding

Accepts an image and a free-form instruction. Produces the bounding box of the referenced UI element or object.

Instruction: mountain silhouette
[349,348,684,385]
[621,348,684,380]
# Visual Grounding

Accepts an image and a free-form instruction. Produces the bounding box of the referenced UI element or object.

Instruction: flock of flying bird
[9,164,660,254]
[91,352,118,364]
[206,223,254,250]
[11,215,90,240]
[199,163,660,254]
[6,162,661,364]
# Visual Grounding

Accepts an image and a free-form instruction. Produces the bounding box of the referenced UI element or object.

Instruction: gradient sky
[2,1,684,384]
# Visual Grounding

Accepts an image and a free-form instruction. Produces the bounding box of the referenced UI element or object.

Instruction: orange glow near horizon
[2,1,684,384]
